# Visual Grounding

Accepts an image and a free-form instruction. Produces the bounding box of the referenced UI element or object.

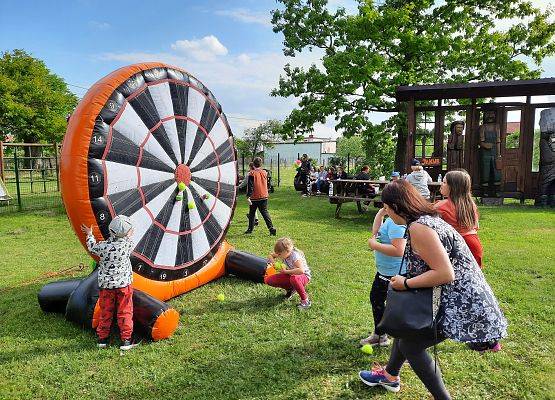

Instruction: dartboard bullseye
[61,63,237,294]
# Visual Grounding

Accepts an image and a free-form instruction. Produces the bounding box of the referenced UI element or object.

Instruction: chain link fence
[0,143,63,214]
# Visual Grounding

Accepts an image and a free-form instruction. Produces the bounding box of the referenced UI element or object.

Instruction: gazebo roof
[396,78,555,101]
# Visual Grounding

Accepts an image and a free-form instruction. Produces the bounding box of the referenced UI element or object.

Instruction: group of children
[82,156,486,351]
[361,168,492,352]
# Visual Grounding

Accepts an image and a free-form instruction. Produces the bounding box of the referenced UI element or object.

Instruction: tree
[239,120,283,160]
[0,49,78,144]
[271,0,555,170]
[336,135,364,159]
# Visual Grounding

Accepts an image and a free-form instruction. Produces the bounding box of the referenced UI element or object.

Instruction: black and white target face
[87,67,237,281]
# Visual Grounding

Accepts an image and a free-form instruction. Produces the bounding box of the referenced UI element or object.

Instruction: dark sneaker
[244,230,253,234]
[468,341,502,354]
[120,339,140,351]
[269,228,277,236]
[359,364,400,393]
[284,290,295,300]
[97,337,109,349]
[297,299,311,310]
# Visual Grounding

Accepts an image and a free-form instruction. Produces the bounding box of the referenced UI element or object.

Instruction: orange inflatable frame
[61,63,232,306]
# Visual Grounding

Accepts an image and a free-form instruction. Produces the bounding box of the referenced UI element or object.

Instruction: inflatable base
[38,249,275,342]
[38,269,179,341]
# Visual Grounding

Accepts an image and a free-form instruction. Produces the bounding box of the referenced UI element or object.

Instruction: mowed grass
[0,188,554,400]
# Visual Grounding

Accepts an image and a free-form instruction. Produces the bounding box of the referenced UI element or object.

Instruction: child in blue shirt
[360,207,406,347]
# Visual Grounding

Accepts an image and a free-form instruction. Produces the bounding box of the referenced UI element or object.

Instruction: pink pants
[265,273,310,301]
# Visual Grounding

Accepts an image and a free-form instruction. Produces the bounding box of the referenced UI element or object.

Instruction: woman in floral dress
[359,180,507,400]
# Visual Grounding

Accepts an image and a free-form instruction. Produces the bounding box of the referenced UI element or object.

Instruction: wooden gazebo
[396,78,555,201]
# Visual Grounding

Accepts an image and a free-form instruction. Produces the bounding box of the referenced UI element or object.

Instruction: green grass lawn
[0,188,554,399]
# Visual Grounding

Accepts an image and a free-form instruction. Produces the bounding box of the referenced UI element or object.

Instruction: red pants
[265,273,310,301]
[97,286,133,341]
[463,234,483,268]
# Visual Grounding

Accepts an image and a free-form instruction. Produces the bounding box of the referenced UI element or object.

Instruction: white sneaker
[360,333,380,346]
[360,334,390,346]
[378,335,390,347]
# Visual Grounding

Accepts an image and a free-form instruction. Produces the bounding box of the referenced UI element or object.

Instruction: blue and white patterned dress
[405,215,508,343]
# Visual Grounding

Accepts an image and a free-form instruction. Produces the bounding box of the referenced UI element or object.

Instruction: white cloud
[237,53,251,65]
[98,45,334,137]
[215,8,272,27]
[171,35,228,61]
[88,20,110,30]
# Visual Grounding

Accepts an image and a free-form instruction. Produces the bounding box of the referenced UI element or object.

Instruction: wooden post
[14,149,22,211]
[522,96,532,197]
[54,142,60,191]
[0,141,4,181]
[405,99,416,173]
[434,100,444,157]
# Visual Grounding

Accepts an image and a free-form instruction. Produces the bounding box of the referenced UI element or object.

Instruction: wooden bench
[329,179,442,218]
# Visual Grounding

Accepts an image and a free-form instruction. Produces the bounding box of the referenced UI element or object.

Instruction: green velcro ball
[217,293,225,301]
[176,194,183,201]
[361,344,374,355]
[178,182,186,191]
[274,261,285,272]
[188,201,195,209]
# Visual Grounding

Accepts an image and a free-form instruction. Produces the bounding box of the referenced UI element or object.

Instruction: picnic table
[328,179,442,218]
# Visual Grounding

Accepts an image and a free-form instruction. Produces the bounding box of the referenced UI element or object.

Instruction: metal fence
[0,145,359,213]
[0,142,63,214]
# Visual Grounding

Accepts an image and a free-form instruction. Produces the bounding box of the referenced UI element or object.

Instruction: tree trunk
[23,146,44,169]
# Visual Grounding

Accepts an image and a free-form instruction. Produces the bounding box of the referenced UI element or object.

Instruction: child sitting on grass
[265,237,312,310]
[81,215,138,351]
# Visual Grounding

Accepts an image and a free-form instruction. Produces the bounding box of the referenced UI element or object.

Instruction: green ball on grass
[361,344,374,355]
[217,293,225,301]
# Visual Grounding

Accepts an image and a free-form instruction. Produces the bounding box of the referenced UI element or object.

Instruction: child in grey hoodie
[406,159,432,199]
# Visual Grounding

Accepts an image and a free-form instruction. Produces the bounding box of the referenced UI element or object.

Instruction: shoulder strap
[398,225,410,276]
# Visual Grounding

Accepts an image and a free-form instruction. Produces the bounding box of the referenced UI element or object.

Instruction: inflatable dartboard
[62,63,237,301]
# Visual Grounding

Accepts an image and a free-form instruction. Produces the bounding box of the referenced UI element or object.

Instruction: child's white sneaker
[297,299,311,310]
[120,339,140,351]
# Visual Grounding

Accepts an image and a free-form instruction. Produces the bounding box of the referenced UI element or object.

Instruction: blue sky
[1,0,554,138]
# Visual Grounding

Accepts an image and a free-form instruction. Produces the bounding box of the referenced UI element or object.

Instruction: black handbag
[376,230,439,340]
